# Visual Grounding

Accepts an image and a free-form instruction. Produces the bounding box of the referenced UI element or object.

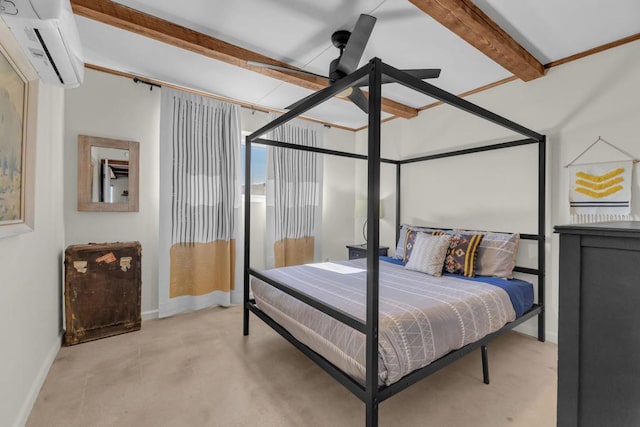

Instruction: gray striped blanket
[251,259,516,386]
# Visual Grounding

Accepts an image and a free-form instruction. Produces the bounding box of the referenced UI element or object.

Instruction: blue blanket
[450,274,534,317]
[379,256,406,266]
[379,256,533,317]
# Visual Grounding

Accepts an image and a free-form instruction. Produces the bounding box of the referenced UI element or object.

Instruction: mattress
[251,258,524,386]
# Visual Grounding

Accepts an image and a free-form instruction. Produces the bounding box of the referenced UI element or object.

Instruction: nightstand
[346,244,389,260]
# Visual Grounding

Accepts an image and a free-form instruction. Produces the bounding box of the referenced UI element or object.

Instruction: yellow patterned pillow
[443,232,484,277]
[455,229,520,278]
[403,227,447,262]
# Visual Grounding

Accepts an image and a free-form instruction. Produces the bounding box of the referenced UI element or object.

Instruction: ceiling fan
[248,14,441,114]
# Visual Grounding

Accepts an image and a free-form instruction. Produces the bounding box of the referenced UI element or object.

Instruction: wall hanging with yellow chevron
[566,137,637,223]
[569,160,633,222]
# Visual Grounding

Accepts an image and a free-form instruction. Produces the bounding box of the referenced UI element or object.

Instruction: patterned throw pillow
[394,224,410,259]
[395,224,442,259]
[403,228,418,262]
[402,227,446,262]
[442,232,484,277]
[475,232,520,278]
[405,233,452,276]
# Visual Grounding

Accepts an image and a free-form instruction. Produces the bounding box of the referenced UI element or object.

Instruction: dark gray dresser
[555,222,640,427]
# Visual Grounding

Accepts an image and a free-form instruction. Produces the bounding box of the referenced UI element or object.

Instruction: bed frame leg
[366,401,378,427]
[243,304,250,336]
[481,345,490,385]
[538,310,545,342]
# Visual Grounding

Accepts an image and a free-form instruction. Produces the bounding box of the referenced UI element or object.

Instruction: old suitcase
[64,242,142,346]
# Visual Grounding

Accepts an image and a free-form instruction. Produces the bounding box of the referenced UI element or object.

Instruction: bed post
[365,58,383,427]
[396,163,401,248]
[243,134,252,336]
[537,137,546,342]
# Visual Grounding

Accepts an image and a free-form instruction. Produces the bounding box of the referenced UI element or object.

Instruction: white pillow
[405,232,452,276]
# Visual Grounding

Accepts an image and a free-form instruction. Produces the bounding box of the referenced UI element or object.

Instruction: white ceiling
[76,0,640,129]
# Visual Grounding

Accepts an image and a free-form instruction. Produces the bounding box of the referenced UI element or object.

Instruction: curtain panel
[266,115,323,268]
[159,88,242,317]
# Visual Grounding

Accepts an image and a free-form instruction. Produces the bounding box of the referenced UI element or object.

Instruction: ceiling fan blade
[347,87,369,114]
[336,14,376,75]
[354,69,442,86]
[247,60,328,80]
[286,85,370,114]
[401,69,441,80]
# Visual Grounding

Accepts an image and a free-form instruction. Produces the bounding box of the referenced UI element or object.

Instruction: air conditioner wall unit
[1,0,84,88]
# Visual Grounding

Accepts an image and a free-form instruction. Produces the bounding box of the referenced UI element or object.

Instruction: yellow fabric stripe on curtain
[170,240,236,297]
[274,237,314,267]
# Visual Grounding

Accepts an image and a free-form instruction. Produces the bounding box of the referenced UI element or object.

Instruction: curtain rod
[132,77,161,90]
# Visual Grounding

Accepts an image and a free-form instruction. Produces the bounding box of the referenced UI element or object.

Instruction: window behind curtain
[240,141,267,201]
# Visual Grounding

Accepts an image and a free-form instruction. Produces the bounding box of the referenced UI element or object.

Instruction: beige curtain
[159,88,241,317]
[266,115,323,268]
[273,237,314,267]
[169,241,236,297]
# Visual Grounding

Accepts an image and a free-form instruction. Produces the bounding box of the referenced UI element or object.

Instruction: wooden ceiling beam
[70,0,419,118]
[408,0,545,81]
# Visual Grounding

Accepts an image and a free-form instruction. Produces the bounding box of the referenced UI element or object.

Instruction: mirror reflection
[91,147,130,203]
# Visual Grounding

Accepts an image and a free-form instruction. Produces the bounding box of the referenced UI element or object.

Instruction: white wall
[353,129,405,253]
[357,39,640,343]
[0,83,65,427]
[322,126,359,260]
[64,69,161,319]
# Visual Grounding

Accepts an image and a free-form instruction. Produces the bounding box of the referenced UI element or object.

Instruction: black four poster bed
[243,58,546,427]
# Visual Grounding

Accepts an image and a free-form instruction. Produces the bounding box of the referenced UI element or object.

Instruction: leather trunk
[64,242,142,345]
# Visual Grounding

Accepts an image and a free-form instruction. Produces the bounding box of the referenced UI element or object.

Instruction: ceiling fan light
[338,87,354,97]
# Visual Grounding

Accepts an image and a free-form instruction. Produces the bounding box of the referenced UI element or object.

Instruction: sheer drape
[159,88,242,317]
[266,115,323,268]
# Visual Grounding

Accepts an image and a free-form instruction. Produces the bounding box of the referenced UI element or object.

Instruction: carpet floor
[27,306,557,427]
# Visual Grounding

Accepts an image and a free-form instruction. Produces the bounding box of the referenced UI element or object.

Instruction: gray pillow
[475,232,520,278]
[405,233,452,276]
[394,225,409,259]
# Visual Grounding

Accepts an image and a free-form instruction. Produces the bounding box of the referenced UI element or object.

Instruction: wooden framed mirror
[77,135,139,212]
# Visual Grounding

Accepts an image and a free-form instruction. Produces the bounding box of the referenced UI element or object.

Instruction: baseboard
[514,323,558,344]
[142,309,159,321]
[13,332,62,427]
[547,331,558,343]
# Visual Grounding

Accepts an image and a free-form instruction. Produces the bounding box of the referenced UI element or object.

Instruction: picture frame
[0,22,38,239]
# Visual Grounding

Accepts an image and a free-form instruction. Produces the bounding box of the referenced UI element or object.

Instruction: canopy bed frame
[243,58,545,427]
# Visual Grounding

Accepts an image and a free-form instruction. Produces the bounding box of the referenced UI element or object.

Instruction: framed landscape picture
[0,22,38,239]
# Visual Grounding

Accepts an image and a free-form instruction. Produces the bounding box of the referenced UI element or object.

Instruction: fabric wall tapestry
[569,160,633,223]
[158,87,242,317]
